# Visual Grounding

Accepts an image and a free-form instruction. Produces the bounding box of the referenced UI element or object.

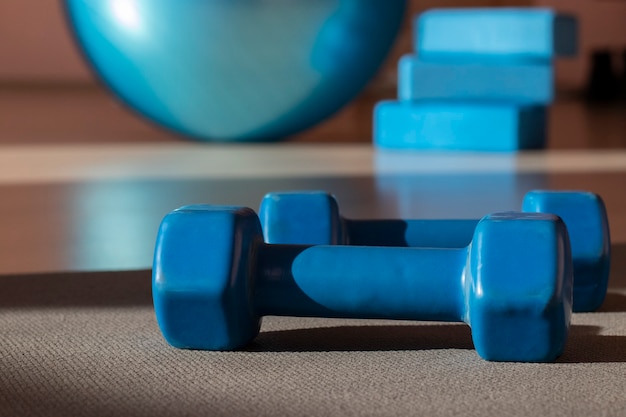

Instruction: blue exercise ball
[64,0,406,141]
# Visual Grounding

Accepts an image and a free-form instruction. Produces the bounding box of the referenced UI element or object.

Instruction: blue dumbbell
[153,206,572,362]
[259,190,610,312]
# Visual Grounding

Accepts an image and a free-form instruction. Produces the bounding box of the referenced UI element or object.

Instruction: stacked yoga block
[374,8,578,151]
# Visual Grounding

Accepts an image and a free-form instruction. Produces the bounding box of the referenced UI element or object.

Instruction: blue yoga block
[374,101,547,151]
[416,8,577,60]
[398,55,553,103]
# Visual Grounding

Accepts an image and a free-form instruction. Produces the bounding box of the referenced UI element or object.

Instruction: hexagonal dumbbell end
[260,190,345,245]
[467,212,573,362]
[522,190,610,312]
[152,205,262,350]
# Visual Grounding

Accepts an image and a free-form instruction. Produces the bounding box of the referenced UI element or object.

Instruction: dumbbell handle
[346,219,479,247]
[254,244,467,322]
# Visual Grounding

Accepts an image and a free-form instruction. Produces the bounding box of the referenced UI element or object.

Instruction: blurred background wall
[0,0,92,83]
[1,0,626,91]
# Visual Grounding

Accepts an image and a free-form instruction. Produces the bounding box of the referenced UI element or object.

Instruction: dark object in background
[585,50,620,101]
[621,49,626,100]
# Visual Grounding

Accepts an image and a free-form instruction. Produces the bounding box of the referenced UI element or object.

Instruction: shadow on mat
[559,324,626,363]
[248,324,475,352]
[599,292,626,312]
[248,324,625,363]
[0,269,152,308]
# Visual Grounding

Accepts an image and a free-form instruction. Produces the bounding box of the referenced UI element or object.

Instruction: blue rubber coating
[153,206,573,362]
[64,0,405,142]
[398,54,553,103]
[259,190,610,312]
[467,212,571,362]
[415,8,578,60]
[522,191,611,312]
[373,100,547,151]
[260,191,344,245]
[153,206,261,350]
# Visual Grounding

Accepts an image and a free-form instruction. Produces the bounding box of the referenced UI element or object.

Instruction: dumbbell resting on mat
[153,206,573,362]
[259,190,610,313]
